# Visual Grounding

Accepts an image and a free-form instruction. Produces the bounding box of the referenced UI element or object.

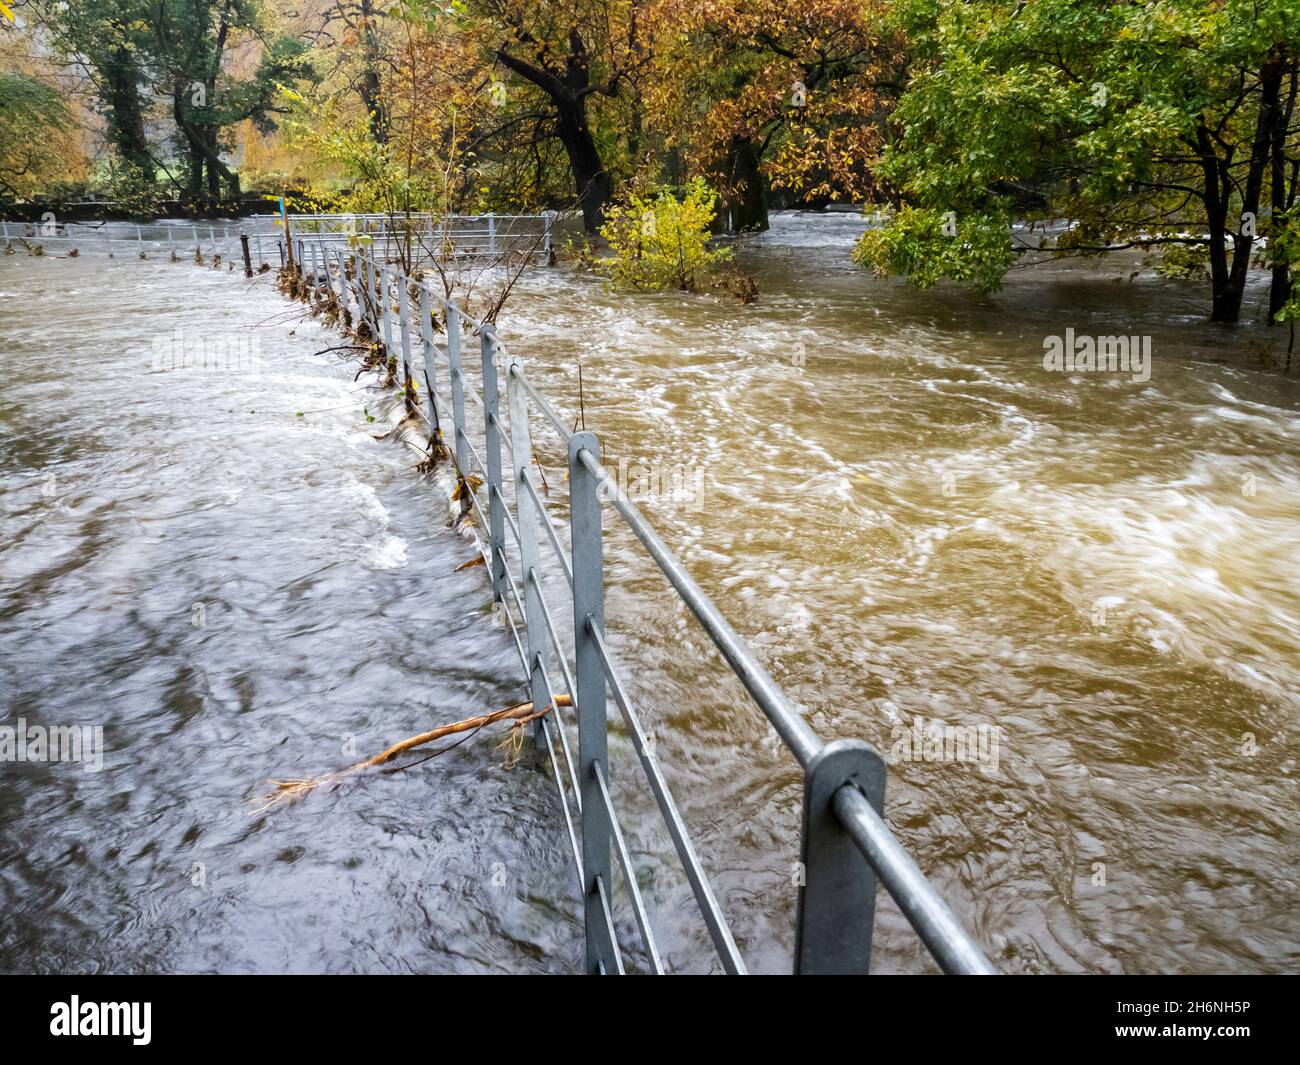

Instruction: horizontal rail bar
[521,471,574,589]
[588,624,746,974]
[832,786,995,975]
[594,761,665,974]
[575,446,821,767]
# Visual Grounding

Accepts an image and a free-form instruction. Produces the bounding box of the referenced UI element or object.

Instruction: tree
[308,0,394,145]
[0,71,85,200]
[476,0,651,231]
[37,0,312,208]
[648,0,903,231]
[31,0,156,180]
[864,0,1300,323]
[149,0,313,206]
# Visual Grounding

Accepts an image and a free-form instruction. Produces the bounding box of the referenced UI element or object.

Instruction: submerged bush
[599,177,732,291]
[852,206,1014,294]
[1153,243,1210,280]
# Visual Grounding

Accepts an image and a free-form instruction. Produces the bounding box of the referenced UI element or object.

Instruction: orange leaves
[646,0,902,204]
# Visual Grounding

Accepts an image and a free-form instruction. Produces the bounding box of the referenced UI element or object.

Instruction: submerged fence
[1,219,245,258]
[282,233,996,975]
[1,213,555,270]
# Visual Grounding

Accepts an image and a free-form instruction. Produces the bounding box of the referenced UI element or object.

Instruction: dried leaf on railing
[450,475,482,502]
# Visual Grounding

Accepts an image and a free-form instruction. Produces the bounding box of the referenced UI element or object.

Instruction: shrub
[599,177,732,291]
[1153,243,1210,280]
[852,206,1014,294]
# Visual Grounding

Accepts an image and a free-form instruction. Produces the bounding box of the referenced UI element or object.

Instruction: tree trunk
[496,42,613,233]
[1219,57,1284,322]
[1270,62,1297,321]
[724,136,768,232]
[556,94,612,232]
[359,0,389,145]
[103,48,153,179]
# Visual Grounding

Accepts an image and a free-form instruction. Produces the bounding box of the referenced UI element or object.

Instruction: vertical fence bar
[507,357,548,740]
[363,254,378,335]
[487,214,496,257]
[418,284,438,432]
[794,740,887,974]
[380,266,395,368]
[255,233,263,267]
[319,243,331,298]
[397,270,415,414]
[340,250,355,326]
[481,327,507,602]
[446,304,469,474]
[568,429,614,974]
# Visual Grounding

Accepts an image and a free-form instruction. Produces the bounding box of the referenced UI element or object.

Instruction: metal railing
[258,212,554,266]
[1,213,554,269]
[1,219,243,257]
[284,233,997,976]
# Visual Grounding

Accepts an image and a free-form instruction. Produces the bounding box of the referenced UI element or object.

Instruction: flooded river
[2,213,1298,973]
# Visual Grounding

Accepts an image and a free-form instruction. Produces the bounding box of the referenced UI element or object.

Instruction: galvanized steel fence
[1,213,554,272]
[284,232,997,977]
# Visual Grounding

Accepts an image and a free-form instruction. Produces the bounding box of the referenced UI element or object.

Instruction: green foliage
[1154,244,1211,281]
[0,72,79,200]
[864,0,1300,313]
[1270,209,1300,323]
[852,207,1014,293]
[598,178,732,291]
[283,97,442,216]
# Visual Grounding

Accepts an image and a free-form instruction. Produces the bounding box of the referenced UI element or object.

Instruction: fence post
[240,233,252,277]
[568,429,614,974]
[507,356,548,741]
[481,327,507,602]
[322,244,337,302]
[397,270,415,414]
[370,255,383,336]
[793,740,887,974]
[254,233,263,268]
[487,213,496,257]
[362,254,377,335]
[340,251,356,326]
[445,304,470,476]
[380,266,395,366]
[417,284,438,433]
